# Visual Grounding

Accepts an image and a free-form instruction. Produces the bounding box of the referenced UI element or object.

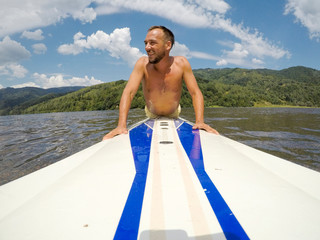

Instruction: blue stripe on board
[114,121,153,240]
[176,122,250,240]
[144,119,155,129]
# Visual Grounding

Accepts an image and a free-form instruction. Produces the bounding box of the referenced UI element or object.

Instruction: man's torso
[142,56,185,116]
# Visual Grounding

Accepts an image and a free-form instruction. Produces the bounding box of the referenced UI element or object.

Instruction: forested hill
[1,66,319,115]
[192,66,320,107]
[0,86,83,115]
[20,80,139,115]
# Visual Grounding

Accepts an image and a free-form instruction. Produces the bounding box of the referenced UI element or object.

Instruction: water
[1,108,320,185]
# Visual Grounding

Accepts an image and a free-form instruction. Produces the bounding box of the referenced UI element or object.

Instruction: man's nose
[145,43,151,51]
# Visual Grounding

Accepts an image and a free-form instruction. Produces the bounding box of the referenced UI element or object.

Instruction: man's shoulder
[137,56,148,64]
[134,56,148,69]
[173,56,189,65]
[173,55,188,61]
[172,56,191,69]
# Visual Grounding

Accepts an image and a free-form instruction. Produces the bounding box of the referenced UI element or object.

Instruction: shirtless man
[103,26,218,140]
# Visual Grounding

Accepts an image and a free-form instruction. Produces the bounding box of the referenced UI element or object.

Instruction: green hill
[21,80,145,114]
[0,86,83,115]
[2,66,320,115]
[193,66,320,107]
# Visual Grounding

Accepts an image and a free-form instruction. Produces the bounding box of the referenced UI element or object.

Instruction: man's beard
[148,51,165,64]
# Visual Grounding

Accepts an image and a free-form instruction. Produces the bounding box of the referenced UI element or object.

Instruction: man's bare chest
[143,68,183,93]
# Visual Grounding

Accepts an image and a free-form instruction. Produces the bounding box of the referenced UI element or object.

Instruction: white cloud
[217,42,266,68]
[20,29,44,40]
[189,51,219,61]
[58,28,144,66]
[0,36,31,65]
[0,63,28,78]
[0,36,30,79]
[32,72,103,88]
[216,59,228,66]
[0,0,230,36]
[0,0,99,37]
[213,20,290,67]
[101,0,213,28]
[72,7,97,23]
[171,41,219,61]
[225,43,249,59]
[11,82,41,88]
[194,0,230,14]
[284,0,320,40]
[0,84,4,89]
[171,42,191,58]
[213,17,291,60]
[219,43,249,66]
[57,32,86,55]
[95,4,123,15]
[252,58,264,65]
[32,43,47,54]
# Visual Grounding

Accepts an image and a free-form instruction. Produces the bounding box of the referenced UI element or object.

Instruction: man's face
[144,29,167,64]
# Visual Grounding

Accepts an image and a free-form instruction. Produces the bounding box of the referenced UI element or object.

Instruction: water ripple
[1,108,319,185]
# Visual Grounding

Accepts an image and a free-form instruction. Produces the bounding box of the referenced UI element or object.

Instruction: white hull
[1,118,320,239]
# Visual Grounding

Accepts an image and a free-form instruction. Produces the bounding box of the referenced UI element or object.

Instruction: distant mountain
[20,80,136,115]
[0,86,84,115]
[193,66,320,107]
[193,66,320,86]
[1,66,319,116]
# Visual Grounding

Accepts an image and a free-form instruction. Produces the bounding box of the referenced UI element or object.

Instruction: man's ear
[166,41,172,50]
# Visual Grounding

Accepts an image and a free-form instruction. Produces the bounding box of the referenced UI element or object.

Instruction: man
[103,26,218,140]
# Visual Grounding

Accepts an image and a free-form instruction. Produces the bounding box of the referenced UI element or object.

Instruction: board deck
[1,118,320,240]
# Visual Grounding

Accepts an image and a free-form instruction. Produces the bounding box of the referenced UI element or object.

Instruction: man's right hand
[102,127,128,140]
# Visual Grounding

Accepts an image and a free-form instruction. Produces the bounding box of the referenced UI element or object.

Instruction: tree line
[1,66,319,115]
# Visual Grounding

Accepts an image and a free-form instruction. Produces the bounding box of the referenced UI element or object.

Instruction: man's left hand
[192,122,219,135]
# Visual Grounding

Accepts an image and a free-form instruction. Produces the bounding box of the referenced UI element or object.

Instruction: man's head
[144,26,175,64]
[148,26,175,49]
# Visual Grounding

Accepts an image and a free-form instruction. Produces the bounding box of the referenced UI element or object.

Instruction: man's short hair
[148,26,175,49]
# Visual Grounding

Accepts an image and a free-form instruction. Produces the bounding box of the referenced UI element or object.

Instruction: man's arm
[181,57,219,135]
[102,57,146,140]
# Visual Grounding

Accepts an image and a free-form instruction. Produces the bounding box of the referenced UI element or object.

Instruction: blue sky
[0,0,319,89]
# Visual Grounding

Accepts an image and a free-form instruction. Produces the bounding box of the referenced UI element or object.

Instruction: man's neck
[153,55,173,74]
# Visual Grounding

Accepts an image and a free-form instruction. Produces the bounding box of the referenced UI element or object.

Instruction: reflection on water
[182,108,320,172]
[0,108,319,185]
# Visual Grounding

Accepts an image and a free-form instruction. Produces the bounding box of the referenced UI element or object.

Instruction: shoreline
[1,105,319,117]
[206,105,317,109]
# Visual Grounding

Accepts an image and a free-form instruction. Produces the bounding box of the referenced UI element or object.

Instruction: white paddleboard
[1,118,320,239]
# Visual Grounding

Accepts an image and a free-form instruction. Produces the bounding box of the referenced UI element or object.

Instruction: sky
[0,0,319,89]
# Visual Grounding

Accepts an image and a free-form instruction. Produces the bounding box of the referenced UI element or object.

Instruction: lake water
[1,108,320,185]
